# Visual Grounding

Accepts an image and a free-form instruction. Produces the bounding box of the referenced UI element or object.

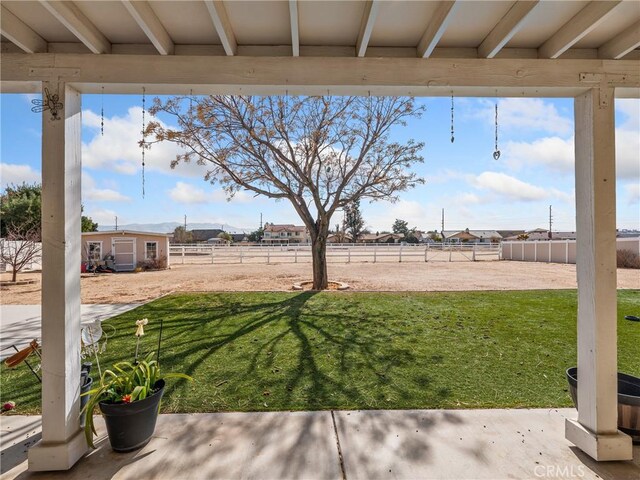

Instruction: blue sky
[1,93,638,232]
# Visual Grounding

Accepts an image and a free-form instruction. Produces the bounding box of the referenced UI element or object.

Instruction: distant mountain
[98,222,251,234]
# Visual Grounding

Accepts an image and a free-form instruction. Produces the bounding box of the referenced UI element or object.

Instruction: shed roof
[83,230,171,237]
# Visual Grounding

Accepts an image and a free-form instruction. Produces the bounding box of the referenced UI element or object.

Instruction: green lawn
[2,290,639,414]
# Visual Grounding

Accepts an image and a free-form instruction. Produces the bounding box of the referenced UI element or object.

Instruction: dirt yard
[1,260,638,305]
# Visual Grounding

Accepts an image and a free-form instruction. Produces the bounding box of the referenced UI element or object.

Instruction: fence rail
[169,243,501,265]
[500,237,640,264]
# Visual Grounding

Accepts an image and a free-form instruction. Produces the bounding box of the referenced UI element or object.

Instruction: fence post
[373,246,377,263]
[182,246,185,265]
[565,240,569,264]
[425,244,428,262]
[534,242,538,262]
[240,247,243,264]
[211,246,214,264]
[449,245,452,262]
[267,249,270,265]
[348,248,351,264]
[521,242,525,261]
[399,244,402,263]
[295,248,298,263]
[549,242,552,263]
[472,244,476,261]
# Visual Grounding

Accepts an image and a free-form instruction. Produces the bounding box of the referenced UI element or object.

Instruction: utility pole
[260,212,263,230]
[441,208,445,242]
[184,214,187,231]
[115,216,118,231]
[548,205,553,240]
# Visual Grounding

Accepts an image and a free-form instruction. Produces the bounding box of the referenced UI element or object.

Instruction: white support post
[295,248,298,263]
[565,87,632,461]
[534,241,538,262]
[211,246,214,264]
[28,82,87,471]
[182,246,185,264]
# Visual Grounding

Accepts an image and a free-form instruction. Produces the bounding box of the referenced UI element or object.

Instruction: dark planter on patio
[99,379,165,452]
[566,367,640,443]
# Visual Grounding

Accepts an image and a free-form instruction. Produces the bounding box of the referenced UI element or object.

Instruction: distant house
[191,229,224,243]
[262,224,310,243]
[82,230,170,272]
[358,233,403,244]
[504,229,577,241]
[327,233,353,243]
[443,229,502,244]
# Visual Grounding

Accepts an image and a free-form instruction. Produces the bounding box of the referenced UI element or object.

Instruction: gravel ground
[1,260,639,305]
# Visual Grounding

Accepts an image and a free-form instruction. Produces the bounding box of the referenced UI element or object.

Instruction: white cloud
[626,183,640,205]
[503,136,574,173]
[167,181,254,204]
[502,131,639,180]
[82,108,209,178]
[471,171,547,202]
[86,208,118,226]
[169,181,210,204]
[82,172,131,202]
[458,192,481,204]
[1,163,40,188]
[470,98,573,136]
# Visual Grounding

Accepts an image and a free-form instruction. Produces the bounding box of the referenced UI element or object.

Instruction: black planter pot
[99,379,165,452]
[80,376,93,428]
[566,367,640,443]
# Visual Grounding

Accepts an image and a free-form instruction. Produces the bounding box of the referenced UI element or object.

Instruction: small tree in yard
[218,231,233,243]
[1,224,42,282]
[343,199,365,242]
[147,95,424,289]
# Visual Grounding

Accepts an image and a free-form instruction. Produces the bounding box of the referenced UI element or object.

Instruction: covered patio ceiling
[1,0,639,97]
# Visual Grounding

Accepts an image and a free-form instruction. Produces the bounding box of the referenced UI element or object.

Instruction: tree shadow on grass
[125,292,452,412]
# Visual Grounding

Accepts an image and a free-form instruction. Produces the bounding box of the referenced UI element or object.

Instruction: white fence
[0,240,43,272]
[169,243,501,265]
[500,237,640,264]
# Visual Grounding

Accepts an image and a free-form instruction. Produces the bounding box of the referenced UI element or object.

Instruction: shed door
[112,238,136,271]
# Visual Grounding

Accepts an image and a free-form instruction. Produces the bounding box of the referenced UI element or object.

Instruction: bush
[617,249,640,269]
[137,255,168,271]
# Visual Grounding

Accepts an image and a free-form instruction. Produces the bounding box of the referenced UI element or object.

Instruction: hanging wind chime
[493,100,501,160]
[100,86,105,136]
[141,87,146,198]
[450,93,455,143]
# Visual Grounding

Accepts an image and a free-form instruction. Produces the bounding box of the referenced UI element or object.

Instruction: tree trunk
[311,232,329,290]
[11,266,17,283]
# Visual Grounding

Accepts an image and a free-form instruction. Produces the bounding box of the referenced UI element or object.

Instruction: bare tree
[1,225,42,282]
[147,95,424,289]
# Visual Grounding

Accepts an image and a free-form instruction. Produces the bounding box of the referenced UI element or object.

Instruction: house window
[87,241,102,262]
[145,241,158,260]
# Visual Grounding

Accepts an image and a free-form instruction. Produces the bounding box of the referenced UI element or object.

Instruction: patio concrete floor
[1,409,638,480]
[0,304,143,359]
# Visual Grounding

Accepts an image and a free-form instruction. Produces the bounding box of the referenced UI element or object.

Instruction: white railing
[168,243,501,265]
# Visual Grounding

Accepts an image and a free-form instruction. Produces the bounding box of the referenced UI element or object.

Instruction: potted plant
[82,319,192,452]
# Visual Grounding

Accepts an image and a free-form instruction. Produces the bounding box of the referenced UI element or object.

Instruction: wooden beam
[565,87,633,461]
[417,1,458,58]
[1,5,47,53]
[203,0,237,56]
[27,82,87,471]
[2,54,638,97]
[39,0,111,54]
[356,0,380,58]
[121,0,174,55]
[598,20,640,60]
[478,1,539,59]
[539,1,622,59]
[289,0,299,57]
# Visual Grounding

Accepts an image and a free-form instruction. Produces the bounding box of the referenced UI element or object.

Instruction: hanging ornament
[141,86,146,198]
[450,93,455,143]
[100,86,104,136]
[189,88,194,118]
[493,101,501,160]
